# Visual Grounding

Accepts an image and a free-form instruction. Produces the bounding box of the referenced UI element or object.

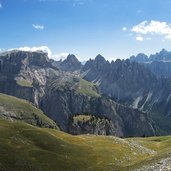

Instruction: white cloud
[32,24,44,30]
[122,27,127,31]
[131,20,171,40]
[136,35,144,41]
[52,52,69,61]
[0,3,2,8]
[9,46,52,58]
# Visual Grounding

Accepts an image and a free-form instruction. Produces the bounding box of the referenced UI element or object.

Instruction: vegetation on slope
[1,119,171,171]
[16,79,33,88]
[0,93,58,129]
[68,114,115,135]
[76,78,100,97]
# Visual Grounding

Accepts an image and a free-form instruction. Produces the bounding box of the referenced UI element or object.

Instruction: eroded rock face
[0,50,58,106]
[60,54,82,72]
[81,55,171,134]
[40,85,157,137]
[68,115,116,135]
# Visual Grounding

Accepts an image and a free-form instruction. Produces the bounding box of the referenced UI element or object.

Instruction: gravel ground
[135,156,171,171]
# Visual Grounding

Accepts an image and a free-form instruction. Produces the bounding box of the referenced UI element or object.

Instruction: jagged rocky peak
[95,54,106,63]
[160,48,168,55]
[66,54,78,61]
[130,53,148,63]
[82,54,108,72]
[149,48,171,61]
[130,49,171,63]
[60,54,82,71]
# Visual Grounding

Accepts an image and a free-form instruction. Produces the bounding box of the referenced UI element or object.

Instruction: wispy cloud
[9,46,52,58]
[131,20,171,41]
[0,3,2,8]
[52,52,69,61]
[136,35,144,41]
[32,24,44,30]
[122,27,127,31]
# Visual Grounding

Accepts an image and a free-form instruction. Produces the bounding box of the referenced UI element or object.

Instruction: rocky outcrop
[68,115,116,135]
[60,54,82,72]
[40,81,157,137]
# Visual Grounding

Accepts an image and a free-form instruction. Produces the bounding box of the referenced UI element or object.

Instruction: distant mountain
[149,49,171,62]
[130,49,171,78]
[130,53,148,63]
[130,49,171,63]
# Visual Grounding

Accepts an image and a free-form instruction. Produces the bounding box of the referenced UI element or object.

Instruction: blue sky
[1,0,171,61]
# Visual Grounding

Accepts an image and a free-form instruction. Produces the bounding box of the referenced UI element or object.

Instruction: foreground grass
[1,120,171,171]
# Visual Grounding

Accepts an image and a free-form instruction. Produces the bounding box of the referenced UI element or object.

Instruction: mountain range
[1,49,171,137]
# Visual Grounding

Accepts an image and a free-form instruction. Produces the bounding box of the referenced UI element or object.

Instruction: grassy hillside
[0,93,58,129]
[1,119,171,171]
[76,78,100,97]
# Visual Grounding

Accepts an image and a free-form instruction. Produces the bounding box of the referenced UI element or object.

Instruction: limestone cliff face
[40,85,157,137]
[0,50,59,106]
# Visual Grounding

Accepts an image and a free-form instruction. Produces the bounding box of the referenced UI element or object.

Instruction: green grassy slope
[0,93,58,129]
[76,78,100,97]
[1,119,171,171]
[16,79,33,88]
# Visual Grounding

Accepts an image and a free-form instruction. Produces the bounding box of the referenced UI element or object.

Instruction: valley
[1,119,171,171]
